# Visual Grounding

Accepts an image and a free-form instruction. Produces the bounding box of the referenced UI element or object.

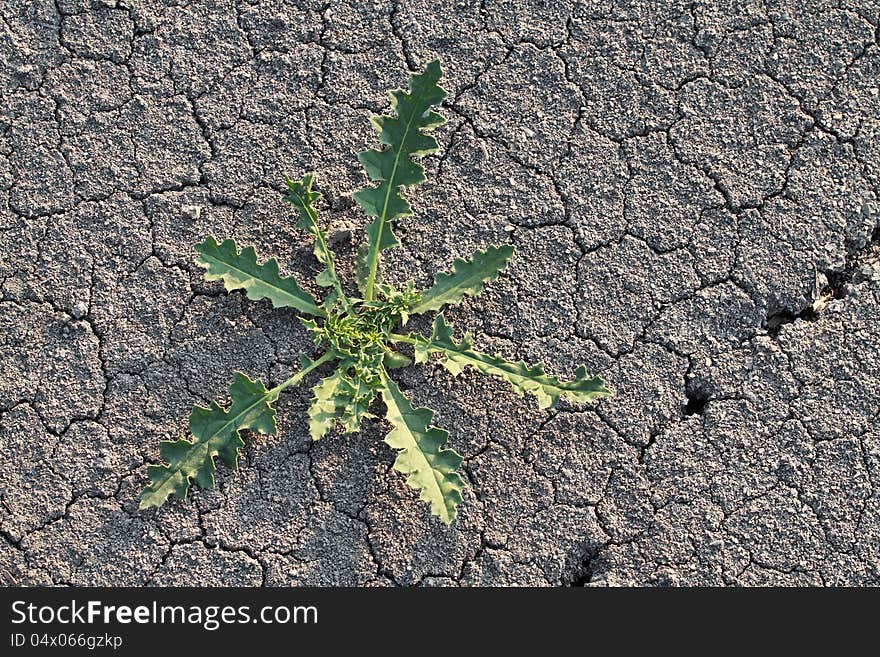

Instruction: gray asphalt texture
[1,0,879,587]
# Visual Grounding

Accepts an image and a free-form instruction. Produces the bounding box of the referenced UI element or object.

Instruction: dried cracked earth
[1,0,879,587]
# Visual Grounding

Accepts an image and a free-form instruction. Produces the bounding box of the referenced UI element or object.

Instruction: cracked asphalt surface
[2,0,879,587]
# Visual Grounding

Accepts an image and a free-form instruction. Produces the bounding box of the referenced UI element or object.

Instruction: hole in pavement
[766,307,817,337]
[570,549,601,587]
[823,268,851,301]
[684,390,707,416]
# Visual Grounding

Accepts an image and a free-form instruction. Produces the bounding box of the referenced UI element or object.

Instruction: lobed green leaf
[412,315,612,409]
[308,365,376,441]
[379,372,464,524]
[195,236,323,317]
[283,174,348,310]
[354,242,372,297]
[354,59,447,301]
[139,372,278,509]
[409,244,514,316]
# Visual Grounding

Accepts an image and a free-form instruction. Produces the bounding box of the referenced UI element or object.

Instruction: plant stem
[390,332,419,345]
[304,211,350,312]
[269,349,336,397]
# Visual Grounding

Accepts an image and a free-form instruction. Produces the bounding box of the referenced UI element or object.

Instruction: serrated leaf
[410,244,514,315]
[379,373,464,524]
[414,315,612,409]
[140,372,278,509]
[308,369,348,441]
[284,173,320,223]
[307,366,375,440]
[354,242,372,296]
[283,174,349,311]
[195,236,323,317]
[354,59,447,301]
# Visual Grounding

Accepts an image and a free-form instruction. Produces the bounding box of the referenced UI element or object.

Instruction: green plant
[139,60,611,524]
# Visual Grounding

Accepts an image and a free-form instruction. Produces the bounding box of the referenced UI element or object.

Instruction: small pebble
[183,205,202,221]
[72,302,88,319]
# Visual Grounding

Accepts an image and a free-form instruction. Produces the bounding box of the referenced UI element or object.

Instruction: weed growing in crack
[139,60,611,524]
